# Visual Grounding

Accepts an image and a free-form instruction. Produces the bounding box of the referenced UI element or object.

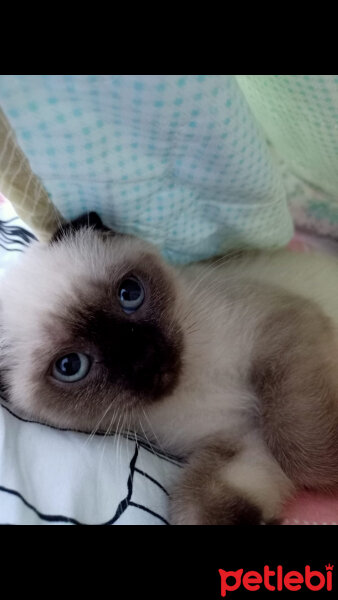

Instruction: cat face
[0,216,184,431]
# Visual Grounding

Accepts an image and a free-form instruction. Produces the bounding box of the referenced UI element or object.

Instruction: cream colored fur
[1,230,338,524]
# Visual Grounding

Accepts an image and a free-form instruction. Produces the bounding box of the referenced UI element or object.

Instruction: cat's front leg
[169,431,294,525]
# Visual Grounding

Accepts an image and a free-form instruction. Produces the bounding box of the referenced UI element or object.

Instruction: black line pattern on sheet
[108,444,139,524]
[135,468,170,496]
[0,218,37,251]
[0,401,183,466]
[0,244,25,253]
[0,407,173,525]
[128,502,170,524]
[0,484,88,525]
[0,444,169,525]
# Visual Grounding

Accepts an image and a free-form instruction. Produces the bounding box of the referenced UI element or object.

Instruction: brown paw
[170,492,267,526]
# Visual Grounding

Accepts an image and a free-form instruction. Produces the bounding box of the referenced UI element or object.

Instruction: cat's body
[1,213,338,524]
[153,250,338,452]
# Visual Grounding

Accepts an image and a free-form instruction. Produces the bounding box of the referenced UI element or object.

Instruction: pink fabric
[282,491,338,525]
[288,229,338,256]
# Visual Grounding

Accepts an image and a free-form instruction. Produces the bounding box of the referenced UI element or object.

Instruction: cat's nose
[105,321,182,399]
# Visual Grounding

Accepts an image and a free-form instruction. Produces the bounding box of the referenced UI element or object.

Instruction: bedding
[237,75,338,242]
[0,75,293,264]
[2,75,338,260]
[1,75,338,525]
[1,194,338,525]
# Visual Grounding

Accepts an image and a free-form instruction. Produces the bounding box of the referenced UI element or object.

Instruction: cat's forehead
[47,227,157,280]
[9,229,157,285]
[0,228,172,336]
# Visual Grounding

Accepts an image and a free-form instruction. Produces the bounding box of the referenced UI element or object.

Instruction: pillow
[237,75,338,241]
[0,75,292,264]
[0,400,180,525]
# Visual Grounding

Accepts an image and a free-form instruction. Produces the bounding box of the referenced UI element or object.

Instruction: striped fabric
[0,108,62,242]
[0,401,180,525]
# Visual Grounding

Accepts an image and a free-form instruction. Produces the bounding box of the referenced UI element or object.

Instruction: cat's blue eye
[52,352,91,382]
[118,277,145,313]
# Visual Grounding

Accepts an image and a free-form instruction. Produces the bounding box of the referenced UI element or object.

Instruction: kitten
[1,212,338,525]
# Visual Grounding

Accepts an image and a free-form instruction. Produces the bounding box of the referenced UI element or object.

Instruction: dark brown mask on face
[15,213,185,430]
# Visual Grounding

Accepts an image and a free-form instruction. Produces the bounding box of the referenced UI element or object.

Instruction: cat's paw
[168,436,287,526]
[169,491,272,526]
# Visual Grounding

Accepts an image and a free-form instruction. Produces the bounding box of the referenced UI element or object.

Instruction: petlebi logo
[219,564,334,595]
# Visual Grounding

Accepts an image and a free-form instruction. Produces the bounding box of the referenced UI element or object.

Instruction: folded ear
[50,212,113,244]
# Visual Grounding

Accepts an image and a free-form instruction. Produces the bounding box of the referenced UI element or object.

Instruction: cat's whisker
[117,413,126,476]
[113,411,123,460]
[112,412,122,480]
[97,411,115,481]
[183,254,232,298]
[137,414,158,461]
[82,402,114,448]
[140,406,170,459]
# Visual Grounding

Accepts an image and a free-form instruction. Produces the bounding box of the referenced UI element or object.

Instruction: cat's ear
[50,212,114,244]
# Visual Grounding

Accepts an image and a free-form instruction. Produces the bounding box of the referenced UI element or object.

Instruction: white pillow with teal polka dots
[0,75,292,264]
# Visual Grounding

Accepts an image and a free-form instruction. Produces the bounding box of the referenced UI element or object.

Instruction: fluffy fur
[1,215,338,525]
